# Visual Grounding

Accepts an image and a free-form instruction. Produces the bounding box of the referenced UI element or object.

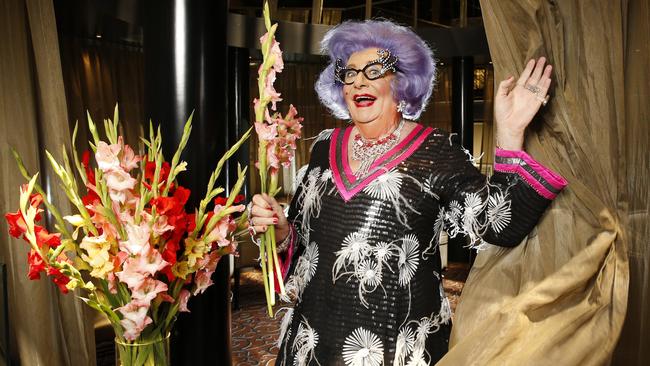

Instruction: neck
[354,116,401,140]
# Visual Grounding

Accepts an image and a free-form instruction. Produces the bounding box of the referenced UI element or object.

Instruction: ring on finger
[536,94,550,106]
[523,83,542,95]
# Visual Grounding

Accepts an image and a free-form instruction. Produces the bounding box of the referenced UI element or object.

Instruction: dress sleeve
[431,133,568,248]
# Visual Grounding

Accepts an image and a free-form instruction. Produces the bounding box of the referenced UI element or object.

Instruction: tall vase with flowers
[5,105,251,366]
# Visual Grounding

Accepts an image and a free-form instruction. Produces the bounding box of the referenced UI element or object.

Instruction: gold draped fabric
[439,1,649,365]
[0,0,95,365]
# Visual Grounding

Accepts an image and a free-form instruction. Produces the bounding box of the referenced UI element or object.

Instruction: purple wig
[315,20,436,121]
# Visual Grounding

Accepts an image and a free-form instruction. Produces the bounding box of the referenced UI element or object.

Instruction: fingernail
[272,218,278,224]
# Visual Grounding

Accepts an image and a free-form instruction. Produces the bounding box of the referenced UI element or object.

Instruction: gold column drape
[438,1,648,365]
[0,0,95,365]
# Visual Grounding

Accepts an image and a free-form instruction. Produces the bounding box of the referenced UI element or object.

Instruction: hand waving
[494,57,552,150]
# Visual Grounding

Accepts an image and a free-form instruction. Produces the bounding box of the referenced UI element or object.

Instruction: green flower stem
[11,150,73,240]
[163,113,193,196]
[268,172,285,295]
[258,231,273,316]
[45,151,98,236]
[191,127,252,238]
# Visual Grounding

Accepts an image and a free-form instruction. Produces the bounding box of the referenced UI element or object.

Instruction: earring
[397,100,407,113]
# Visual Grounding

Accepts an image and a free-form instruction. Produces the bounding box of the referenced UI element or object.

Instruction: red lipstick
[352,93,377,107]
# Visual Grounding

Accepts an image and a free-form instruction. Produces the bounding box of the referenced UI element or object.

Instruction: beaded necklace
[351,119,405,178]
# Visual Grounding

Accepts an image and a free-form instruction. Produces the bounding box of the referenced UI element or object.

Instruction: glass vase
[115,333,170,366]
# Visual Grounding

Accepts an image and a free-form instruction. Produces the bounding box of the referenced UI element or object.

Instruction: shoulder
[308,128,335,152]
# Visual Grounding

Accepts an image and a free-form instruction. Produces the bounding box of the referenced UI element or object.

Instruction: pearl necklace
[351,119,405,178]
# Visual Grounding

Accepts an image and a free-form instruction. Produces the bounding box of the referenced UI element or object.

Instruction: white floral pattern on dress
[281,241,319,303]
[342,328,384,366]
[363,168,422,228]
[393,290,452,366]
[292,317,320,366]
[487,191,511,233]
[332,231,372,282]
[398,235,420,287]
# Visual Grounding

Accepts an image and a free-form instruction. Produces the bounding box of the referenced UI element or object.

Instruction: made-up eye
[364,64,383,79]
[343,69,358,80]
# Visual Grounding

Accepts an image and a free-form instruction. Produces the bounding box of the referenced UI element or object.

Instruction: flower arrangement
[253,2,304,316]
[5,106,251,365]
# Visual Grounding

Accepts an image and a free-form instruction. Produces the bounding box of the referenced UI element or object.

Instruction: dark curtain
[58,37,145,154]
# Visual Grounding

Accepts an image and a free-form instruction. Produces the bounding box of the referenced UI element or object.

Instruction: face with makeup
[342,48,400,127]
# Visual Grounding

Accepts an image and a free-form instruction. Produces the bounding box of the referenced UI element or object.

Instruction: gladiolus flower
[5,210,28,238]
[35,226,61,248]
[178,289,191,312]
[193,269,214,295]
[27,249,46,280]
[46,267,70,294]
[115,264,146,290]
[120,143,141,172]
[263,69,282,110]
[183,237,207,268]
[119,221,151,255]
[95,141,121,172]
[152,215,174,237]
[131,278,168,306]
[80,233,114,279]
[255,120,278,142]
[124,244,169,277]
[117,302,153,341]
[260,32,284,73]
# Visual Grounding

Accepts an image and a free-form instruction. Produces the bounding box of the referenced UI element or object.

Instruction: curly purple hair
[315,20,436,121]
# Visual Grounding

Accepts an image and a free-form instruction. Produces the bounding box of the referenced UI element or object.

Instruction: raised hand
[494,57,552,150]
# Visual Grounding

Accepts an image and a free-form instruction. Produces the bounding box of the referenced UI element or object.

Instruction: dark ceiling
[54,0,483,48]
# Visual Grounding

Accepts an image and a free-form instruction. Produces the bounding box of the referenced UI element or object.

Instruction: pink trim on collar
[330,125,433,202]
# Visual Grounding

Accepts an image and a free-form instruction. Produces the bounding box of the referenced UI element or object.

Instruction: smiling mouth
[353,94,377,107]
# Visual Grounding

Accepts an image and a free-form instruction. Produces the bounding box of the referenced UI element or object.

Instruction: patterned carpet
[231,262,470,365]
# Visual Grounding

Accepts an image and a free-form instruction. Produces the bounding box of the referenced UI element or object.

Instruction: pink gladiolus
[119,221,151,255]
[107,272,118,294]
[255,120,277,141]
[95,141,121,172]
[260,33,284,73]
[266,141,280,170]
[131,278,168,306]
[105,169,137,196]
[156,292,175,303]
[204,206,242,247]
[127,244,169,276]
[152,214,174,237]
[120,143,141,172]
[264,69,282,110]
[193,270,214,296]
[115,264,146,290]
[117,302,153,341]
[178,289,191,312]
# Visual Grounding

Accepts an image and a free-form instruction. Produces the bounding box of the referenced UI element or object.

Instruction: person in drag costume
[249,19,567,365]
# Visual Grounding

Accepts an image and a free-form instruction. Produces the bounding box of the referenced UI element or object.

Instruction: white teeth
[354,96,376,102]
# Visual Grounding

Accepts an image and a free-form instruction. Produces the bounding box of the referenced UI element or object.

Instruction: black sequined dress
[274,125,567,366]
